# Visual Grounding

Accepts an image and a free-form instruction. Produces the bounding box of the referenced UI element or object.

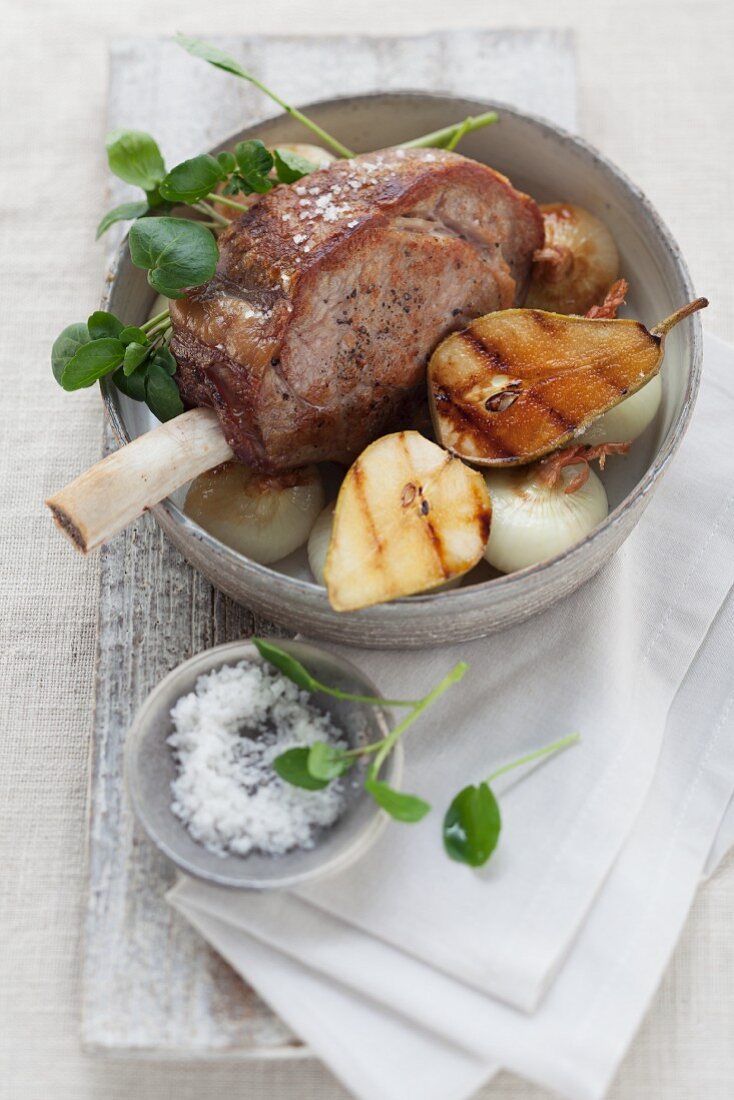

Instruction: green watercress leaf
[443,782,501,867]
[222,173,248,197]
[253,637,415,707]
[159,154,225,204]
[217,150,237,174]
[175,34,251,79]
[252,639,318,691]
[113,365,147,402]
[118,326,148,347]
[144,360,184,421]
[365,779,431,822]
[61,338,125,391]
[51,322,90,385]
[152,345,177,374]
[105,130,166,191]
[146,274,186,298]
[96,200,149,240]
[128,216,219,294]
[123,342,150,376]
[273,147,317,184]
[273,747,330,790]
[307,742,353,781]
[144,187,166,209]
[87,311,124,341]
[233,140,274,193]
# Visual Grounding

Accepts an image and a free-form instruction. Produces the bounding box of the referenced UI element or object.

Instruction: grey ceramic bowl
[125,639,398,889]
[101,92,703,648]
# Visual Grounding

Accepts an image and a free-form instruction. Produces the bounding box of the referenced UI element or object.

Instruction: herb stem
[145,319,172,341]
[370,661,468,780]
[204,193,249,214]
[486,733,580,785]
[444,118,471,152]
[319,688,421,708]
[277,104,355,159]
[176,35,355,159]
[140,309,171,334]
[194,200,231,226]
[341,740,386,759]
[400,111,499,150]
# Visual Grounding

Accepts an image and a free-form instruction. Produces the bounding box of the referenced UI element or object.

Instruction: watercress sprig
[252,638,422,707]
[258,638,466,822]
[97,129,316,242]
[400,112,499,151]
[52,307,181,421]
[363,662,468,821]
[175,34,356,159]
[64,127,321,413]
[259,638,580,865]
[55,32,502,416]
[443,733,580,867]
[175,34,499,157]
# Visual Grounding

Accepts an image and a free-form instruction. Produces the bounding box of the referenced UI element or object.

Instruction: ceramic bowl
[101,92,703,648]
[125,639,398,889]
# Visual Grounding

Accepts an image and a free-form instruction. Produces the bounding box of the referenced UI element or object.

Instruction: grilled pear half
[325,431,491,612]
[428,299,708,467]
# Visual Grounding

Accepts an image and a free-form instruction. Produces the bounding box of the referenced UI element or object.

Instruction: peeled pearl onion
[526,203,620,315]
[307,503,336,585]
[484,464,608,574]
[274,143,336,169]
[579,376,662,445]
[185,462,325,565]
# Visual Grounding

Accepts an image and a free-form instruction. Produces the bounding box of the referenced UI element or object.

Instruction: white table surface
[1,1,732,1097]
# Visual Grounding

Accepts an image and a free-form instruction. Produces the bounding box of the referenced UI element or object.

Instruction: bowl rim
[101,89,703,621]
[124,639,401,889]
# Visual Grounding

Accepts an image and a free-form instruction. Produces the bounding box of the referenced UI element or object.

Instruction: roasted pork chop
[169,147,543,472]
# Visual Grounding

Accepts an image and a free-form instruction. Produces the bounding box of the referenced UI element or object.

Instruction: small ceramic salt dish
[125,639,399,889]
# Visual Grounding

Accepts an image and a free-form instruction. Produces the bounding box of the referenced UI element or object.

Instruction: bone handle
[46,408,233,553]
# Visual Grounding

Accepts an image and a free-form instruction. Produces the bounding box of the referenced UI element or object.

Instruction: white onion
[526,203,620,315]
[484,464,608,573]
[307,501,462,593]
[308,502,336,585]
[579,376,662,445]
[273,143,336,169]
[184,462,325,565]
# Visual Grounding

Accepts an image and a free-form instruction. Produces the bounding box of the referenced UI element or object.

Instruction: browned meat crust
[170,147,543,471]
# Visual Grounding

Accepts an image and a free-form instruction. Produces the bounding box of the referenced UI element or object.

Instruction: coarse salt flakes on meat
[170,147,543,474]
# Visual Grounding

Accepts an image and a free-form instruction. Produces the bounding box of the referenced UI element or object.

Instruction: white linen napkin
[171,582,734,1100]
[169,333,734,1099]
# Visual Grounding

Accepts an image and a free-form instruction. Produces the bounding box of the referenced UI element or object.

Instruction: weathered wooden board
[83,29,577,1057]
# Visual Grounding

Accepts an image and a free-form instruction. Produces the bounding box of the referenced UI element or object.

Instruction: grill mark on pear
[458,330,509,371]
[525,390,575,433]
[397,433,449,578]
[528,310,560,333]
[474,478,492,544]
[433,386,511,458]
[585,361,626,398]
[423,516,449,577]
[351,461,384,557]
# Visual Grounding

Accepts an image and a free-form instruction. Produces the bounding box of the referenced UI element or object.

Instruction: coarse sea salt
[168,662,347,858]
